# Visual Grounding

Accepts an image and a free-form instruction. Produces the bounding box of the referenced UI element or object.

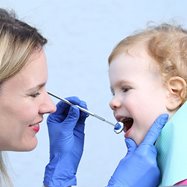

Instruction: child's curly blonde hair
[108,23,187,104]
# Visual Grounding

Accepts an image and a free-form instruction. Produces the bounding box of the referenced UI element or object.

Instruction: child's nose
[109,96,121,110]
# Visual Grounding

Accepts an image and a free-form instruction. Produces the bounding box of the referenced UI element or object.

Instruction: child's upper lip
[115,114,129,122]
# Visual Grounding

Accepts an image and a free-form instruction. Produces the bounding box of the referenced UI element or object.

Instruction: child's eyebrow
[115,80,132,88]
[110,80,132,91]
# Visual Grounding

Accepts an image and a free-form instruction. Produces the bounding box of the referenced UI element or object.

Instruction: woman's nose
[40,92,56,114]
[109,95,121,110]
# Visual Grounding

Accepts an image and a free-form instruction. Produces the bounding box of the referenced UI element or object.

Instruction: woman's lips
[29,119,42,133]
[32,124,40,133]
[29,124,40,133]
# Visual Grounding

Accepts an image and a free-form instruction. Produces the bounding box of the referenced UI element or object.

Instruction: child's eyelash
[121,86,131,92]
[110,88,115,96]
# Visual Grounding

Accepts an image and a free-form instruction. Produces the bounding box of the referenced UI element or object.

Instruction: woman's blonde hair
[0,8,47,186]
[108,23,187,103]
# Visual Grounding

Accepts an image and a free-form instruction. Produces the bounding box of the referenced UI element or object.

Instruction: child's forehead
[110,40,148,60]
[112,43,151,63]
[110,45,161,74]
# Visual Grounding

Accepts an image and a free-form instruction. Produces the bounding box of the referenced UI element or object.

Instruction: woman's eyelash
[30,92,41,98]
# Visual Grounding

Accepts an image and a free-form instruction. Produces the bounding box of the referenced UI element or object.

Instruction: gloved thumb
[125,138,137,154]
[142,113,169,145]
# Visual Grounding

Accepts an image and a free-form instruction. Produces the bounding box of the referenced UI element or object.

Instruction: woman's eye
[30,92,41,98]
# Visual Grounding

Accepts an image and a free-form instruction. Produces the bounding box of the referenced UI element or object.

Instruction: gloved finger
[52,96,83,116]
[67,96,89,125]
[141,113,169,145]
[125,138,137,154]
[48,96,86,123]
[78,100,89,123]
[67,96,83,106]
[47,101,70,123]
[62,105,80,131]
[55,100,70,114]
[67,96,89,120]
[137,143,158,158]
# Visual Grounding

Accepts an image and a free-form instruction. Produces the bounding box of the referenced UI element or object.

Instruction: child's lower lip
[124,128,132,138]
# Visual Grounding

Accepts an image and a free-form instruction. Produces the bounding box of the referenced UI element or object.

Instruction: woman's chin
[15,139,38,152]
[25,141,38,151]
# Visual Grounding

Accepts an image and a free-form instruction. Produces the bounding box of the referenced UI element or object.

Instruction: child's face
[109,49,170,145]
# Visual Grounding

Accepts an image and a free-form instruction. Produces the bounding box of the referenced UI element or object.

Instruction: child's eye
[30,92,41,98]
[121,86,131,92]
[110,88,115,96]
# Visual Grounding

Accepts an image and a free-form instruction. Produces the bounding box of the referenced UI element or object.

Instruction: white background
[1,0,187,186]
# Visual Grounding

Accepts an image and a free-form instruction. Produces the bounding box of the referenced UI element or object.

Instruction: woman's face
[109,49,171,145]
[0,49,56,151]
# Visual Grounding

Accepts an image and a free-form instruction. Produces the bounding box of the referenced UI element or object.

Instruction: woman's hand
[107,114,169,187]
[43,97,88,187]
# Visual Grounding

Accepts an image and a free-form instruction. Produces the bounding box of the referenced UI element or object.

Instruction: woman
[0,8,168,187]
[0,8,88,187]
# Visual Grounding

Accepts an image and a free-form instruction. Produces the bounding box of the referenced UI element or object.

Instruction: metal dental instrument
[47,92,124,134]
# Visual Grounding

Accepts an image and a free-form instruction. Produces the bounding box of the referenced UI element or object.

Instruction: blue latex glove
[43,97,88,187]
[107,113,169,187]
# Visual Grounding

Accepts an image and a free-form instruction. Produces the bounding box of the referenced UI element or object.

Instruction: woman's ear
[166,76,186,111]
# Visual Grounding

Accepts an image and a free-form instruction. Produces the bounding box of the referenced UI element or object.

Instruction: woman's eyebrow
[27,82,46,92]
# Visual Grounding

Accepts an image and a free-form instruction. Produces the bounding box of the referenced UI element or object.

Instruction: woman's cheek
[19,106,37,123]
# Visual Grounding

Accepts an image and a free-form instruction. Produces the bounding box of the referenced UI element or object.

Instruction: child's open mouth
[121,117,134,132]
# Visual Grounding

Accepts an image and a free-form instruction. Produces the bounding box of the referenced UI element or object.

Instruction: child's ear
[166,76,186,110]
